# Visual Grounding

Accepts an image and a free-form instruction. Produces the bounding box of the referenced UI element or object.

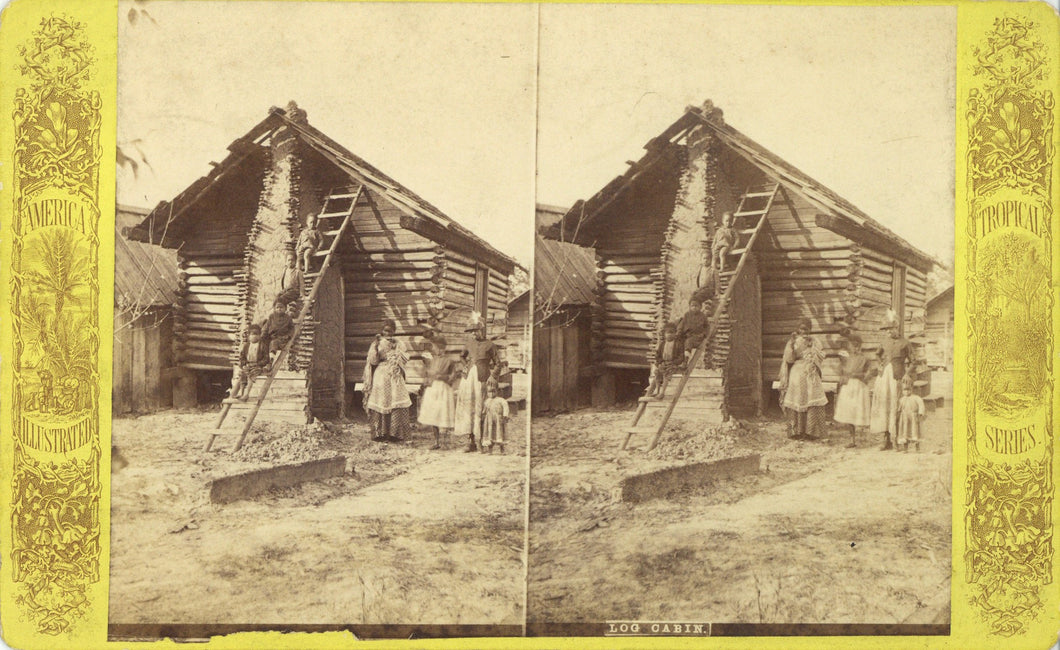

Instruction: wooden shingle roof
[114,205,179,308]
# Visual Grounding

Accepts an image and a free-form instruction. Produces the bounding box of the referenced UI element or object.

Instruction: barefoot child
[296,214,324,273]
[230,324,269,399]
[711,211,737,273]
[896,376,926,452]
[418,336,457,449]
[263,297,295,365]
[646,322,679,398]
[675,296,709,369]
[834,334,872,447]
[481,377,510,454]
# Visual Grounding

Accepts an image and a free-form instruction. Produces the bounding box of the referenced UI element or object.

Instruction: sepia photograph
[529,4,957,635]
[107,0,534,638]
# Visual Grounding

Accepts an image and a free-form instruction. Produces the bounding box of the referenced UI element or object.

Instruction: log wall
[588,148,682,369]
[113,306,174,414]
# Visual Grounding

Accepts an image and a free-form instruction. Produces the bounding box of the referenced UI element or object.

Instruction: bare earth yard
[528,401,952,629]
[109,408,527,630]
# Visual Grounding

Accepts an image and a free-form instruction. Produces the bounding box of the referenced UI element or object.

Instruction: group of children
[646,211,739,398]
[417,332,510,454]
[230,295,298,400]
[834,332,926,452]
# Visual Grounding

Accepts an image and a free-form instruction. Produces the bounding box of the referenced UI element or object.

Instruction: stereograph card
[0,1,1057,649]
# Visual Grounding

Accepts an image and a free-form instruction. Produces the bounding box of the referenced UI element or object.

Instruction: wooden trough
[209,455,347,504]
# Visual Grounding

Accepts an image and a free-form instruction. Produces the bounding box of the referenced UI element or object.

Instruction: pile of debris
[644,419,741,462]
[229,420,342,465]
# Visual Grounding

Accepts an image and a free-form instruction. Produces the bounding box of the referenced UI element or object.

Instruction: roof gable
[547,102,935,272]
[129,104,516,273]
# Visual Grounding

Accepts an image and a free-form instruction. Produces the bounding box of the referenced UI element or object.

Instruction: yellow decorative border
[961,10,1056,639]
[0,1,1057,649]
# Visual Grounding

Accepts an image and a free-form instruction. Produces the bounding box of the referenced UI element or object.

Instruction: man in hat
[462,313,498,452]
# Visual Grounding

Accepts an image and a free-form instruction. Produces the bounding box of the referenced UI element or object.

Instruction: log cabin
[128,102,516,422]
[114,205,180,414]
[543,101,937,419]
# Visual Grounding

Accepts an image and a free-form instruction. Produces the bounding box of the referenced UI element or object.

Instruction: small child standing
[296,214,324,273]
[834,334,872,447]
[646,322,679,398]
[711,211,737,273]
[481,377,510,454]
[418,336,457,449]
[231,324,269,400]
[896,376,926,452]
[675,296,709,369]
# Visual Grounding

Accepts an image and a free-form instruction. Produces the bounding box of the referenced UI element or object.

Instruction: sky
[537,4,958,265]
[117,1,537,265]
[112,3,956,267]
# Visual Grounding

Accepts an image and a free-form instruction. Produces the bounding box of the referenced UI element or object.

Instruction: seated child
[418,336,457,449]
[262,297,295,364]
[675,296,709,369]
[481,377,510,454]
[834,334,872,448]
[230,324,269,399]
[279,249,304,305]
[896,375,926,452]
[647,322,679,398]
[296,214,324,273]
[712,211,737,273]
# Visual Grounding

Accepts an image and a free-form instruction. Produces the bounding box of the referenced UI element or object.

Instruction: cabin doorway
[891,263,907,335]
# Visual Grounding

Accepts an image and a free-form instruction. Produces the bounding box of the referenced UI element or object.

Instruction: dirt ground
[109,406,527,627]
[528,397,953,627]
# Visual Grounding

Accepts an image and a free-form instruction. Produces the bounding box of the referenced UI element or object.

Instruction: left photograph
[109,1,534,637]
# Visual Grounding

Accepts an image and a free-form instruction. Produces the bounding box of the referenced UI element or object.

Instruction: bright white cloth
[418,380,455,429]
[870,363,899,434]
[834,378,871,427]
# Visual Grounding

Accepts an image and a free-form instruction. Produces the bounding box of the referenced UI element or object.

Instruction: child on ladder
[263,296,295,366]
[675,295,709,371]
[418,336,457,449]
[230,324,269,400]
[711,210,737,273]
[297,214,323,273]
[646,321,679,398]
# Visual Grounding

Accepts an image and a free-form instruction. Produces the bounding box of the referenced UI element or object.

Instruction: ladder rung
[638,396,663,403]
[318,211,350,218]
[313,250,331,257]
[324,230,342,237]
[729,248,746,256]
[743,191,776,198]
[327,192,360,199]
[739,228,757,235]
[733,209,768,217]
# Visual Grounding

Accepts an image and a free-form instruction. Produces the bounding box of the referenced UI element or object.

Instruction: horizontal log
[602,273,653,285]
[180,265,239,277]
[185,276,238,286]
[760,278,855,292]
[184,302,241,316]
[345,280,439,294]
[599,263,658,274]
[183,284,241,296]
[756,248,853,261]
[603,300,656,314]
[603,295,656,309]
[598,254,662,266]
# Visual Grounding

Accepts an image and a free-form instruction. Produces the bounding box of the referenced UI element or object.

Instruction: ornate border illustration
[964,14,1055,637]
[8,15,104,635]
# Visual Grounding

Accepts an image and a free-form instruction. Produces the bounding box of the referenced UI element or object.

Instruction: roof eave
[815,213,935,273]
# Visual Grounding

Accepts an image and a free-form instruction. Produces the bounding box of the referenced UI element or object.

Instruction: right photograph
[529,4,956,636]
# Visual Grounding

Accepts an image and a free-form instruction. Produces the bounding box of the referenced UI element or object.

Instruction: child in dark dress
[263,297,295,364]
[675,296,709,369]
[230,324,269,399]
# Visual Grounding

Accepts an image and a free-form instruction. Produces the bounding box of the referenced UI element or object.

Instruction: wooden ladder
[623,182,781,451]
[207,184,364,452]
